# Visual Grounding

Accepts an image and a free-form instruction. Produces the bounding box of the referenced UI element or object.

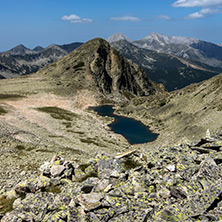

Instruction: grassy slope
[116,74,222,148]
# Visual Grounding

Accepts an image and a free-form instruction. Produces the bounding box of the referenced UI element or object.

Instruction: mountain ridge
[110,39,219,91]
[106,32,132,43]
[133,32,222,70]
[0,42,83,78]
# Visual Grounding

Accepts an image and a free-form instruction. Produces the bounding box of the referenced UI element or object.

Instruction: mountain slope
[0,42,83,78]
[0,38,163,175]
[7,44,34,55]
[117,73,222,147]
[134,32,222,70]
[107,32,132,43]
[111,40,219,91]
[36,38,161,99]
[0,38,162,101]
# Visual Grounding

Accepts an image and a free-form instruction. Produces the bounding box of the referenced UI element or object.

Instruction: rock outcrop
[1,131,222,221]
[37,38,162,100]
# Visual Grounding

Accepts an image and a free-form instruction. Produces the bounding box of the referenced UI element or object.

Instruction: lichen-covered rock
[77,193,103,211]
[2,132,222,221]
[51,165,66,178]
[97,157,124,179]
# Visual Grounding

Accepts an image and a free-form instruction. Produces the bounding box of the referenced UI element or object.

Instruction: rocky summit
[1,130,222,221]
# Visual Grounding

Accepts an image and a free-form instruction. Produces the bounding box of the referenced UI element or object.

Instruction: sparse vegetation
[0,195,16,215]
[123,158,142,171]
[42,186,61,194]
[36,107,78,121]
[76,171,98,182]
[0,94,24,100]
[95,58,103,67]
[15,145,25,150]
[80,138,103,147]
[0,106,7,115]
[73,61,84,69]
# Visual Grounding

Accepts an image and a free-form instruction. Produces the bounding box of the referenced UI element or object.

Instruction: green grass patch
[0,195,16,215]
[66,130,84,135]
[76,172,98,183]
[36,106,78,121]
[73,61,84,69]
[62,122,72,128]
[78,163,90,172]
[15,145,25,150]
[36,149,54,153]
[19,163,39,171]
[123,158,142,171]
[48,135,64,138]
[0,94,24,100]
[80,138,102,147]
[122,91,135,100]
[42,186,61,194]
[0,106,7,115]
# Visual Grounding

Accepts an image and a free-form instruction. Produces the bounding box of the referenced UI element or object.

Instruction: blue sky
[1,0,222,51]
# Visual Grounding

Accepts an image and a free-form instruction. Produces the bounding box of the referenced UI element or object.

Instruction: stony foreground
[1,131,222,221]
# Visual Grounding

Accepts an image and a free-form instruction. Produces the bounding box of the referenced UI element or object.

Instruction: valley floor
[0,92,130,192]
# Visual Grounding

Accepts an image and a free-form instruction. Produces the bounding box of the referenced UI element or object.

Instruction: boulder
[50,165,66,178]
[77,193,103,211]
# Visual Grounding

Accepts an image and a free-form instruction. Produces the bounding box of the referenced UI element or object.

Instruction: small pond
[90,105,158,145]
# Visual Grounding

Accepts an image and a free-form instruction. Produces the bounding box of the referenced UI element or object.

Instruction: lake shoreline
[89,105,158,145]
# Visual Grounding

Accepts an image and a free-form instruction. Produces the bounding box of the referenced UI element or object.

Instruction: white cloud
[110,16,141,22]
[156,15,171,20]
[61,14,92,23]
[200,8,220,14]
[172,0,222,8]
[172,0,222,20]
[185,7,222,19]
[185,11,205,19]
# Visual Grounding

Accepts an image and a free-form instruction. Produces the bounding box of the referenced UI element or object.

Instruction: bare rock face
[42,38,161,101]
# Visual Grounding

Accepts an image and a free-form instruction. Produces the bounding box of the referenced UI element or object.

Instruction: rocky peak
[106,32,132,43]
[138,33,199,46]
[33,46,44,52]
[44,44,67,53]
[43,38,161,101]
[144,32,162,39]
[8,44,34,55]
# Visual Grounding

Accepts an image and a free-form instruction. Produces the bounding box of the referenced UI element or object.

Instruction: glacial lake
[90,105,158,145]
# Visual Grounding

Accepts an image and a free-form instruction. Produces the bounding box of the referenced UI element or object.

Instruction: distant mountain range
[1,32,222,91]
[107,33,219,91]
[0,38,163,102]
[133,32,222,70]
[0,42,83,78]
[107,32,222,70]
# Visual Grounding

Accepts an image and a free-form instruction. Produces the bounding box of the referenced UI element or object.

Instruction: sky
[0,0,222,51]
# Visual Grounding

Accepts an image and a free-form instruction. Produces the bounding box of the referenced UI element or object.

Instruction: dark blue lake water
[90,105,158,145]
